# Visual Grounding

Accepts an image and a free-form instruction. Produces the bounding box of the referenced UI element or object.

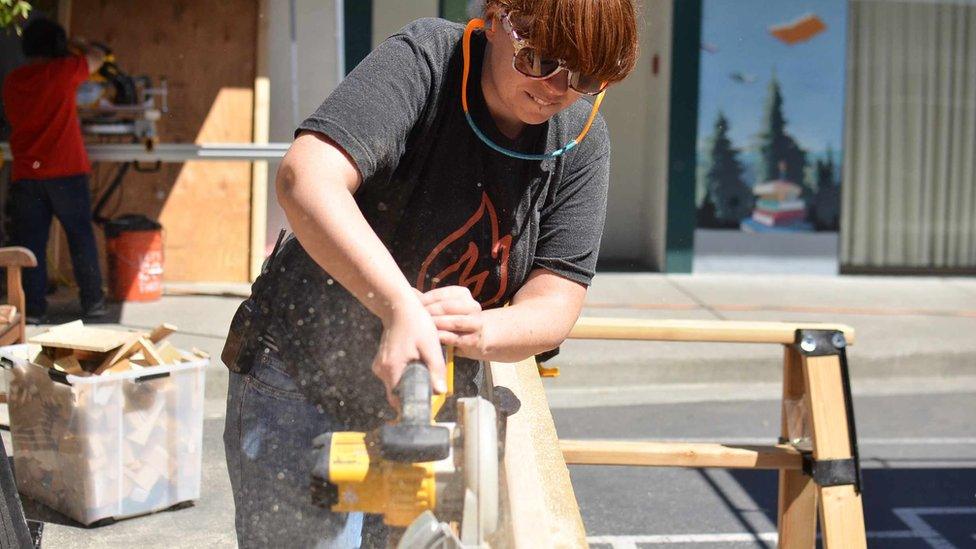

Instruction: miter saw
[72,42,169,224]
[310,349,512,548]
[75,42,168,149]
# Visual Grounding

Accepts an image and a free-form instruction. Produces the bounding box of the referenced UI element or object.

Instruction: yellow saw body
[311,348,501,546]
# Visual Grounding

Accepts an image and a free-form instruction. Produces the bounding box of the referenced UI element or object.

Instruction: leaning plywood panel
[489,358,587,548]
[64,0,257,282]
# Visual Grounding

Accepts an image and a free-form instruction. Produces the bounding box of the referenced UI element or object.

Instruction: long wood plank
[560,440,803,470]
[569,317,856,345]
[488,359,587,549]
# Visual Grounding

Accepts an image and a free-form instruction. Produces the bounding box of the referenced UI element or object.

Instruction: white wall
[597,0,673,269]
[264,0,441,254]
[263,0,344,253]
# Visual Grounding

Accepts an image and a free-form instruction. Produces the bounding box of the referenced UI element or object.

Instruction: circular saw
[310,350,505,547]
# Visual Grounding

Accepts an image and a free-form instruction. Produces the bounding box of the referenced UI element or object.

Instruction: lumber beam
[488,358,587,549]
[570,317,856,345]
[560,440,803,470]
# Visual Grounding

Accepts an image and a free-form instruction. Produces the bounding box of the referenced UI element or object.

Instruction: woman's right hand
[371,297,447,408]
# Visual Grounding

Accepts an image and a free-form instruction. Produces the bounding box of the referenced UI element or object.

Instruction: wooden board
[28,322,131,352]
[570,317,856,345]
[488,359,587,548]
[148,323,178,344]
[56,0,258,283]
[155,341,184,364]
[136,338,165,366]
[94,335,142,374]
[560,440,803,470]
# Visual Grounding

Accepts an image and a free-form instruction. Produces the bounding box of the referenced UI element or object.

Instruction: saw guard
[458,396,499,545]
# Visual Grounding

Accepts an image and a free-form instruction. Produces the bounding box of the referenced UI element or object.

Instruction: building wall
[263,0,345,255]
[372,0,439,47]
[598,0,673,269]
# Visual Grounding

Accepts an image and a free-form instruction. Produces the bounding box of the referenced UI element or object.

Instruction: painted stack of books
[740,180,814,233]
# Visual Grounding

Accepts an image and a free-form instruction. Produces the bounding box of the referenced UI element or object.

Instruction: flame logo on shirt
[417,192,511,307]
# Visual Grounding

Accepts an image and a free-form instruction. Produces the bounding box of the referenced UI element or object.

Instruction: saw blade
[457,396,499,545]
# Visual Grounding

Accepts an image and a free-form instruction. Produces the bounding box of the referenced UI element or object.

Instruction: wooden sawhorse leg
[777,345,818,548]
[778,329,867,549]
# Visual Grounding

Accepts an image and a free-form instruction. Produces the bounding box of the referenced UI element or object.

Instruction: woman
[223,0,638,546]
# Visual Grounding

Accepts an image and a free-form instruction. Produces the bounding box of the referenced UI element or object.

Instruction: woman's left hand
[418,286,487,359]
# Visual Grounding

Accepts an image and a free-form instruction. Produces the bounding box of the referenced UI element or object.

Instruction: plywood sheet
[53,0,258,283]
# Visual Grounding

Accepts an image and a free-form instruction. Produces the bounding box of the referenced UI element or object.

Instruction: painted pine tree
[813,145,841,231]
[698,112,753,228]
[757,75,811,200]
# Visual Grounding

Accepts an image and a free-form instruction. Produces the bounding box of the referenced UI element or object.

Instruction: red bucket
[105,215,164,302]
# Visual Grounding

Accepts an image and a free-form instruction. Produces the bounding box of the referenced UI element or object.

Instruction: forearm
[276,161,416,325]
[69,38,105,73]
[476,287,582,363]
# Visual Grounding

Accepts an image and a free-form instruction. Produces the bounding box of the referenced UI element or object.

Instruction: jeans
[10,174,104,315]
[223,346,388,548]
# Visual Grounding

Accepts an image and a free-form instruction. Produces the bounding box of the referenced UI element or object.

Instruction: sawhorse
[557,318,868,548]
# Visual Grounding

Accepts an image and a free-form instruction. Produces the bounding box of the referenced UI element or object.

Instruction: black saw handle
[380,361,450,462]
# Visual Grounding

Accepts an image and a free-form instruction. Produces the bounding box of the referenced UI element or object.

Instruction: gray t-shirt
[261,18,610,428]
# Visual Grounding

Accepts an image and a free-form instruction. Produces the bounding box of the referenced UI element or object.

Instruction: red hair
[485,0,640,85]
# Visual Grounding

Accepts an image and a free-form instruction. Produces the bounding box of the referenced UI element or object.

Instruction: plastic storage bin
[0,344,205,525]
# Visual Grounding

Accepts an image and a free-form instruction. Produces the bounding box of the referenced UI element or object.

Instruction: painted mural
[696,1,847,233]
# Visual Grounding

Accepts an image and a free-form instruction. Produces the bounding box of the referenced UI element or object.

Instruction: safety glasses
[501,11,608,96]
[461,18,606,161]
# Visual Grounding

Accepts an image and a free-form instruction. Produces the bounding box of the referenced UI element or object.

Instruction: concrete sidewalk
[560,272,976,383]
[6,272,976,547]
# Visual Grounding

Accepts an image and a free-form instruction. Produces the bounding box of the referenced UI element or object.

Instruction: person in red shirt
[2,18,107,323]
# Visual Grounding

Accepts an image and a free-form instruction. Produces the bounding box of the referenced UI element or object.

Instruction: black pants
[11,174,104,316]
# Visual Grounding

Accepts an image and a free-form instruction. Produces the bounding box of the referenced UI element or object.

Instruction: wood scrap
[29,321,132,352]
[24,320,196,378]
[155,341,184,364]
[52,356,88,377]
[105,359,134,375]
[94,336,143,375]
[148,323,178,344]
[135,338,165,366]
[5,352,206,525]
[33,352,54,369]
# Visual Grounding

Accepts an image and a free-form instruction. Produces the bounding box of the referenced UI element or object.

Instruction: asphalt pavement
[3,272,975,548]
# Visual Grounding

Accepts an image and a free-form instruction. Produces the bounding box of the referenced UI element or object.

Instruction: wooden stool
[558,318,868,549]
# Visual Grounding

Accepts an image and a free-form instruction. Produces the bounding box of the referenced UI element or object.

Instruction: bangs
[499,0,639,84]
